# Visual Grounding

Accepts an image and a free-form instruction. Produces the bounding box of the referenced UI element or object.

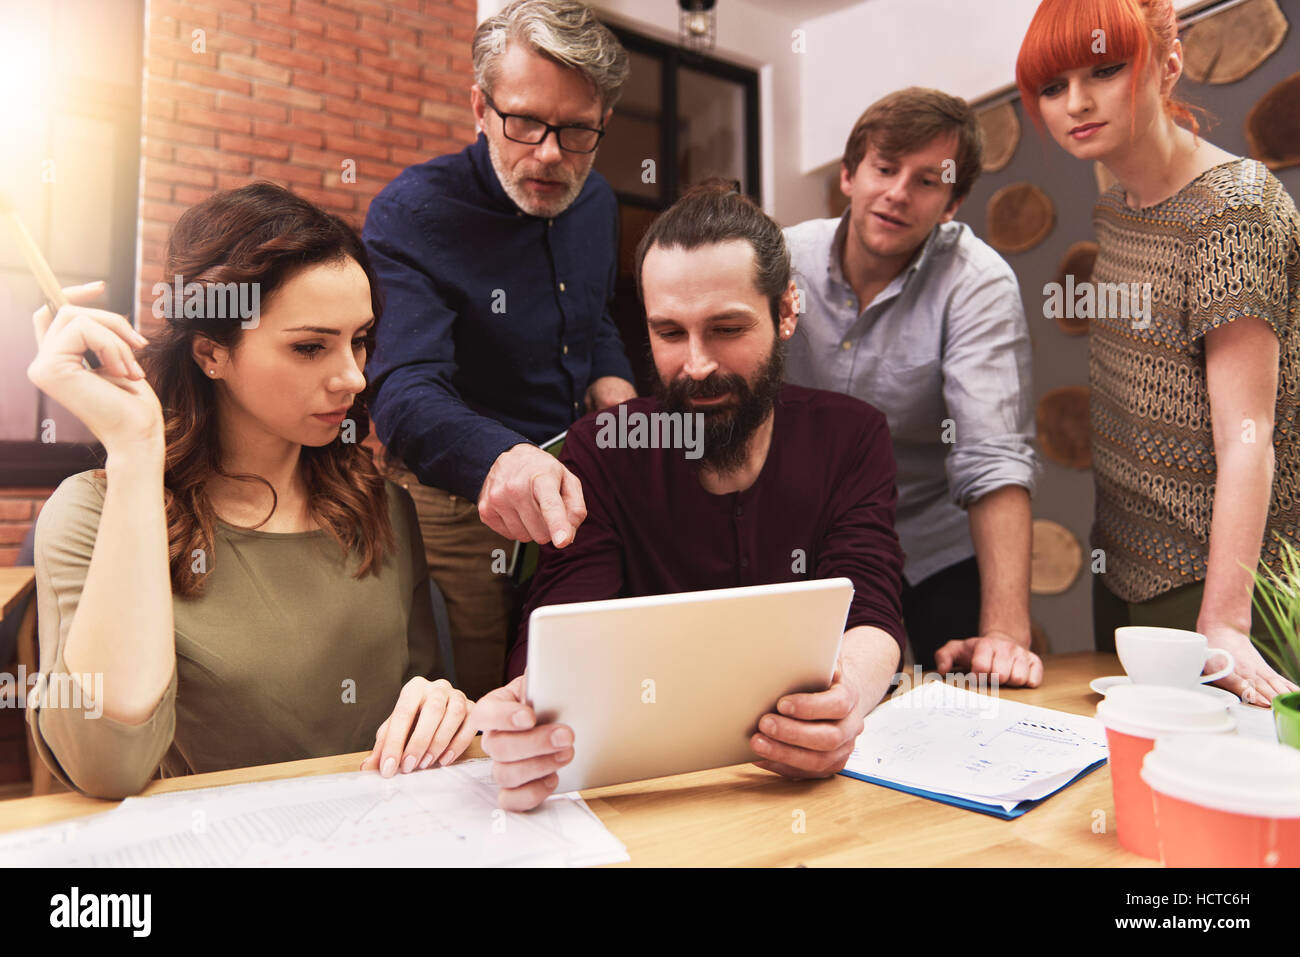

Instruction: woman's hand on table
[1198,622,1299,707]
[473,675,575,811]
[361,677,475,777]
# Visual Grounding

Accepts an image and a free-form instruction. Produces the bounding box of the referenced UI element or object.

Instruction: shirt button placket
[549,218,576,414]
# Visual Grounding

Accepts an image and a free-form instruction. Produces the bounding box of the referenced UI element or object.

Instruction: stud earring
[208,369,216,376]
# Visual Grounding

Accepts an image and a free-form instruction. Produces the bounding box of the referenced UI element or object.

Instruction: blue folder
[838,757,1109,820]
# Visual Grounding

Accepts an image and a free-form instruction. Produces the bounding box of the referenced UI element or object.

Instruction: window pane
[677,68,747,194]
[595,50,661,201]
[0,0,138,445]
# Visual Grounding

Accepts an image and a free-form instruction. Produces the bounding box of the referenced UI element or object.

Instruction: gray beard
[485,134,588,218]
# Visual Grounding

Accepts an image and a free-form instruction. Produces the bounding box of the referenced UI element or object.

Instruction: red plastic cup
[1142,735,1300,866]
[1095,685,1235,859]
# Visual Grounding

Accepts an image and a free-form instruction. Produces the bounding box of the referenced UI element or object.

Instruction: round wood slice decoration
[1054,241,1099,336]
[986,182,1054,254]
[977,102,1020,173]
[1094,161,1118,194]
[1182,0,1288,85]
[1037,385,1091,469]
[1031,519,1083,595]
[1246,71,1300,171]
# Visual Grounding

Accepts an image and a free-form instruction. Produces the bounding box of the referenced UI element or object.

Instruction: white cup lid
[1095,684,1236,738]
[1140,734,1300,817]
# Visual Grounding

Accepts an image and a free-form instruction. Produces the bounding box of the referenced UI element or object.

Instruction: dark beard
[654,336,786,474]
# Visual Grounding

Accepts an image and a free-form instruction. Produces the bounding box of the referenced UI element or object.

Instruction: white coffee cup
[1115,626,1235,688]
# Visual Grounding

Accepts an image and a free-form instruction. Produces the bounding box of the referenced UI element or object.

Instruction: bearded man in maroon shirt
[473,181,907,810]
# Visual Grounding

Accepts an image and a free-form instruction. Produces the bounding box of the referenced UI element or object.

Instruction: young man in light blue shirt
[784,88,1043,686]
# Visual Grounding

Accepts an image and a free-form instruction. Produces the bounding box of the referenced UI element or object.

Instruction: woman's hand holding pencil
[26,281,164,456]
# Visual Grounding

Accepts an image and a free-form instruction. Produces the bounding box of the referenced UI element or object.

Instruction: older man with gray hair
[364,0,637,698]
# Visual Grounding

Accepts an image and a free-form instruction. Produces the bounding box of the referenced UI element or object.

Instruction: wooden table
[0,652,1156,866]
[0,567,55,796]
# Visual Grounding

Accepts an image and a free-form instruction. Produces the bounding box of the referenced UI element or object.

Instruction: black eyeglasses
[483,92,606,154]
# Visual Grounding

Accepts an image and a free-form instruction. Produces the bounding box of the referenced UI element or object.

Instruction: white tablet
[525,577,854,793]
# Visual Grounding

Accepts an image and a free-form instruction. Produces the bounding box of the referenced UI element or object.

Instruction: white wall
[799,0,1046,175]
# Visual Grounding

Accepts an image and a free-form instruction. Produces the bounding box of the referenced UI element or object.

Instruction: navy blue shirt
[363,134,635,500]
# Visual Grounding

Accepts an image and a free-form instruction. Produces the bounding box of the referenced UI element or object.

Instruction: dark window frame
[605,26,761,211]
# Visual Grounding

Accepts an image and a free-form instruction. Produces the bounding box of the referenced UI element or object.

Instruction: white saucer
[1089,675,1240,703]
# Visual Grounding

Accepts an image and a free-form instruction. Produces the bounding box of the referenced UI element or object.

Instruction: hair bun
[679,177,745,202]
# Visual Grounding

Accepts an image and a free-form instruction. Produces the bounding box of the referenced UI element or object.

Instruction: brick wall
[137,0,479,326]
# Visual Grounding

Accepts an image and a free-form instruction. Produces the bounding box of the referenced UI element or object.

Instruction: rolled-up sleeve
[941,266,1040,507]
[28,473,177,799]
[364,192,528,500]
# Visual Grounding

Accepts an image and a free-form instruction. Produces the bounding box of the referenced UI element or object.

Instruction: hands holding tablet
[750,668,864,778]
[475,670,868,811]
[474,676,575,811]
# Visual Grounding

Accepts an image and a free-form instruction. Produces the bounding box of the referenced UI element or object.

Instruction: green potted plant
[1249,537,1300,749]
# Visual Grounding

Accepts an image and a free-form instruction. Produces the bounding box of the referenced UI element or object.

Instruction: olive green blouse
[28,470,439,798]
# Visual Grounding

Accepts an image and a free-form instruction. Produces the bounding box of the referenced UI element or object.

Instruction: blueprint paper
[0,759,627,868]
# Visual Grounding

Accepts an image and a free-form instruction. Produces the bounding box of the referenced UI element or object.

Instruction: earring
[208,369,216,376]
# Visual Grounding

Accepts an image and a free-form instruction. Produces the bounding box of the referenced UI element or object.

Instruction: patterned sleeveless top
[1089,158,1300,603]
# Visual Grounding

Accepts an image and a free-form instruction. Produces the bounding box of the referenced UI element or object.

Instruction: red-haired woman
[26,183,475,797]
[1017,0,1300,704]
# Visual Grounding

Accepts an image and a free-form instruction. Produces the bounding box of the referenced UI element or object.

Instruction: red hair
[1015,0,1199,136]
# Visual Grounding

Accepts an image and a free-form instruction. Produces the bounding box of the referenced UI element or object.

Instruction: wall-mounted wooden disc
[1183,0,1288,85]
[1031,519,1083,595]
[978,102,1020,173]
[987,182,1054,254]
[1037,385,1091,468]
[1094,161,1118,194]
[1054,241,1099,336]
[1246,71,1300,171]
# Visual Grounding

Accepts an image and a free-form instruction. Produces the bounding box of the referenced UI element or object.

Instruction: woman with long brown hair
[26,183,474,797]
[1016,0,1300,704]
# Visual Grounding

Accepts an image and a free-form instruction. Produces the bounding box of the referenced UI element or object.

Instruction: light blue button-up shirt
[783,213,1039,586]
